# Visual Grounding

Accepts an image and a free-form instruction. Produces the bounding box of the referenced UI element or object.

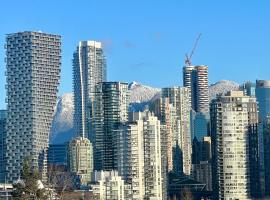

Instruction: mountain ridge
[50,80,239,144]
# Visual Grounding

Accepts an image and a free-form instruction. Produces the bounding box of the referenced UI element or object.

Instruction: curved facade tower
[5,31,61,182]
[73,41,106,140]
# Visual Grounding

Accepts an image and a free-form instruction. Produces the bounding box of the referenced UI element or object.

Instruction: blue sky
[0,0,270,109]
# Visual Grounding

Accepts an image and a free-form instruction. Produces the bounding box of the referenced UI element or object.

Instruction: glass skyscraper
[256,80,270,196]
[92,82,129,171]
[256,80,270,120]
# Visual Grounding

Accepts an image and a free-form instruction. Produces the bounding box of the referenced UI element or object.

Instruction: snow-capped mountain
[50,82,161,143]
[50,93,74,144]
[50,80,239,144]
[209,80,239,100]
[129,81,161,103]
[128,81,161,111]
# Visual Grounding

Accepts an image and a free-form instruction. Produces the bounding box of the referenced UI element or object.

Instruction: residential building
[68,137,93,186]
[183,65,209,113]
[73,41,106,141]
[117,120,145,200]
[150,97,176,172]
[0,183,13,199]
[91,170,132,200]
[0,110,7,183]
[128,112,163,200]
[210,91,263,199]
[92,82,129,171]
[5,31,61,182]
[162,87,192,175]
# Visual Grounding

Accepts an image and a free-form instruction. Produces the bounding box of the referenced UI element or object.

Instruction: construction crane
[185,33,202,66]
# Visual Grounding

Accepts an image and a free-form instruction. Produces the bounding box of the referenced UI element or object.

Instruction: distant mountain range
[50,80,239,144]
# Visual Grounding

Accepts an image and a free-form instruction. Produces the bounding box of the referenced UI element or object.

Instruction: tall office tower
[48,143,68,167]
[0,110,7,182]
[5,31,61,182]
[93,82,129,171]
[183,65,209,113]
[162,87,192,175]
[73,41,106,140]
[192,113,210,164]
[256,80,270,196]
[256,80,270,120]
[240,81,256,97]
[193,112,209,141]
[68,137,93,185]
[210,91,263,199]
[127,112,163,200]
[191,136,212,191]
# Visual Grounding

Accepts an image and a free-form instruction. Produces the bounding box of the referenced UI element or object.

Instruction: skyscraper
[5,31,61,182]
[162,87,192,175]
[48,143,68,167]
[124,112,163,200]
[118,120,145,199]
[92,82,129,171]
[183,65,209,113]
[68,137,93,185]
[256,80,270,195]
[240,81,256,97]
[0,110,7,183]
[73,41,106,140]
[256,80,270,120]
[150,97,175,172]
[211,91,263,199]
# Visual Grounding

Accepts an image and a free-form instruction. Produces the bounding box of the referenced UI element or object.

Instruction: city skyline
[1,1,270,109]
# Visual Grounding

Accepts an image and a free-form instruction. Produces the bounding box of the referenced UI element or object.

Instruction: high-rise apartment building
[73,41,106,140]
[211,91,264,199]
[150,97,175,171]
[0,110,7,183]
[118,120,145,200]
[92,82,129,171]
[5,31,61,182]
[183,65,209,113]
[124,112,163,200]
[162,87,192,175]
[68,137,93,185]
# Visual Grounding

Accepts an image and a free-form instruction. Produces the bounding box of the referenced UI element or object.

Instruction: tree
[12,156,48,200]
[47,164,74,200]
[180,187,193,200]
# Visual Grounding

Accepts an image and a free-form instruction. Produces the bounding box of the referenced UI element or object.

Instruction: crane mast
[185,33,202,66]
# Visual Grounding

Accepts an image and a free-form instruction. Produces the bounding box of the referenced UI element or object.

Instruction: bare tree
[47,164,74,200]
[180,187,193,200]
